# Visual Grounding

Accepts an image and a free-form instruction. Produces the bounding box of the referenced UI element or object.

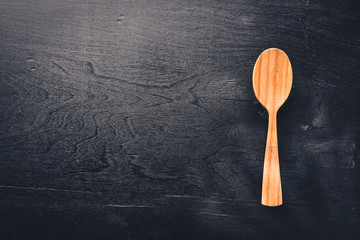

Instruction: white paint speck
[300,125,310,130]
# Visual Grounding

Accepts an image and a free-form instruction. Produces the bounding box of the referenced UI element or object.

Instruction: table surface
[1,0,360,239]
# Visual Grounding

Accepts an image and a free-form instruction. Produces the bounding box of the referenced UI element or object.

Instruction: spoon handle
[262,111,283,206]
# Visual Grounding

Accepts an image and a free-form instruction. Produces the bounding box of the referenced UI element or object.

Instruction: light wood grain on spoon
[253,48,293,207]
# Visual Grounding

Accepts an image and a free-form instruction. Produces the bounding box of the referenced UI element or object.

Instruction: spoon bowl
[253,48,293,112]
[252,48,293,206]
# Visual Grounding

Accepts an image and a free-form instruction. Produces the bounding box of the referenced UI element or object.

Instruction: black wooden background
[1,0,360,239]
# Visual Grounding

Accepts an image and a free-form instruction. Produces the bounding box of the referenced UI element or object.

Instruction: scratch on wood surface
[0,185,93,194]
[51,61,70,75]
[105,204,152,208]
[198,212,236,217]
[164,195,226,204]
[163,194,199,199]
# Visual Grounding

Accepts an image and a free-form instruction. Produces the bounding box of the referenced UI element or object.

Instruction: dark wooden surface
[1,0,360,239]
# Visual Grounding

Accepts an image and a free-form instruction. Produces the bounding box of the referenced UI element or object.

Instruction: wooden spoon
[252,48,293,207]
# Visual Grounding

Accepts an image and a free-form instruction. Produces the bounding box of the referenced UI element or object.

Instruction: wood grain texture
[253,48,293,206]
[1,0,360,239]
[253,49,292,111]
